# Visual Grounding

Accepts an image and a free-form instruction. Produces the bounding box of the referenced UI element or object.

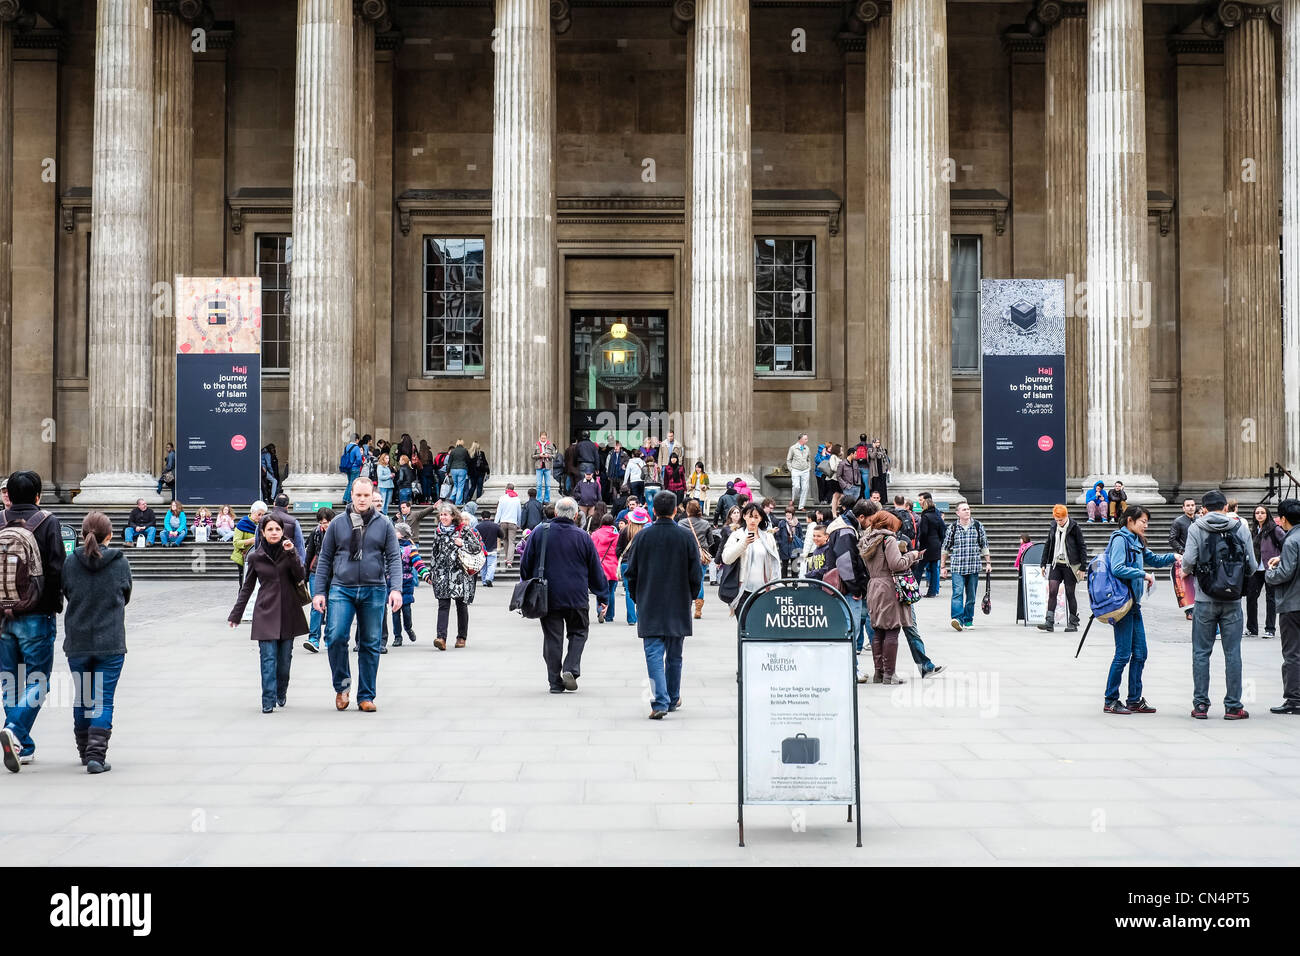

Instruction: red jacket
[590,525,620,581]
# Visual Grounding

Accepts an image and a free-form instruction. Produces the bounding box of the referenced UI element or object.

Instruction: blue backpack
[1087,531,1137,624]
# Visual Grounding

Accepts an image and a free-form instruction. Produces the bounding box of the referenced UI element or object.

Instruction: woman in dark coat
[859,510,922,684]
[229,515,309,713]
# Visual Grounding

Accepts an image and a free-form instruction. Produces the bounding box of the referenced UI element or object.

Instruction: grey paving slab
[0,578,1296,865]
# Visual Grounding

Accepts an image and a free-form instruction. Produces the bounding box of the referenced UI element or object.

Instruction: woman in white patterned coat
[425,502,485,650]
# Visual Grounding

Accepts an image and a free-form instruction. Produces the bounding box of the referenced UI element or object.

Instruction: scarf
[347,504,370,560]
[235,516,257,534]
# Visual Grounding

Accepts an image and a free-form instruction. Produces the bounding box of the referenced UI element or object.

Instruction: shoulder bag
[509,522,551,619]
[686,520,712,566]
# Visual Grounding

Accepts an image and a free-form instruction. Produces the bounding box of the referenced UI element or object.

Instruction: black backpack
[1194,526,1249,601]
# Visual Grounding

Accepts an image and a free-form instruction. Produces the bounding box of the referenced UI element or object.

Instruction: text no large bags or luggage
[509,522,552,619]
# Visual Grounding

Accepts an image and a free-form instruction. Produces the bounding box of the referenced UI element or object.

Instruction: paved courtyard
[1,574,1297,866]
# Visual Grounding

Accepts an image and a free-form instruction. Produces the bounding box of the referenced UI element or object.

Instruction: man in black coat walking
[623,492,704,718]
[1037,504,1090,632]
[916,492,946,597]
[520,497,607,694]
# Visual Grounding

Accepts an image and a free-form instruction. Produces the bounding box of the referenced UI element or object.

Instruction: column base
[74,473,168,506]
[1074,473,1164,506]
[282,473,348,507]
[1218,476,1275,504]
[886,471,961,505]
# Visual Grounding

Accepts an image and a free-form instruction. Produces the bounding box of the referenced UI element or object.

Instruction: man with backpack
[1264,498,1300,714]
[340,434,363,506]
[826,498,877,682]
[940,501,991,631]
[0,471,67,772]
[1181,490,1256,719]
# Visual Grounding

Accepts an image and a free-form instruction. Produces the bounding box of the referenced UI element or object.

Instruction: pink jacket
[590,525,620,581]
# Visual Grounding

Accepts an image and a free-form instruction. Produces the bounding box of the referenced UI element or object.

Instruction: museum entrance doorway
[569,309,668,447]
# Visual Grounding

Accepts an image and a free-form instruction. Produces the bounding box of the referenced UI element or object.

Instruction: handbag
[823,567,844,593]
[981,567,992,615]
[294,578,312,606]
[458,543,486,576]
[893,570,922,605]
[438,476,452,499]
[686,521,712,566]
[161,471,174,484]
[509,522,552,618]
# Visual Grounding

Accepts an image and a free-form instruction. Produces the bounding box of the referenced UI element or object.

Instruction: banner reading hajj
[980,279,1066,505]
[175,276,262,507]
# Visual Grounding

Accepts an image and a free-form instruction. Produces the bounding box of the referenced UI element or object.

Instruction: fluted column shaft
[1224,11,1282,486]
[1281,0,1300,472]
[689,0,753,478]
[888,0,957,493]
[1083,0,1160,499]
[0,19,11,474]
[488,0,555,479]
[80,0,155,498]
[151,9,194,469]
[1044,11,1087,481]
[353,15,376,436]
[863,12,890,445]
[285,0,354,498]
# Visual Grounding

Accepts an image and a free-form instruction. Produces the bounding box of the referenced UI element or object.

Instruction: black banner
[982,355,1066,504]
[175,352,261,506]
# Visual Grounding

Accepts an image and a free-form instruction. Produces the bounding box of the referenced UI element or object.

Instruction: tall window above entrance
[754,237,815,376]
[423,237,485,375]
[256,234,292,372]
[951,234,982,371]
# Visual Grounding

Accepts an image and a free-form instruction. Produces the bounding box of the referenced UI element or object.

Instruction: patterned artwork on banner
[176,276,262,354]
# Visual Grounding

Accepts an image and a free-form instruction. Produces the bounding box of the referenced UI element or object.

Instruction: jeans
[482,552,498,584]
[1192,601,1244,710]
[0,613,57,752]
[66,653,124,732]
[450,468,469,505]
[307,577,325,647]
[469,473,485,501]
[420,473,434,501]
[620,562,637,623]
[789,468,810,508]
[392,603,414,638]
[601,578,617,621]
[846,594,875,653]
[1105,606,1148,704]
[643,636,684,712]
[540,607,589,688]
[951,571,979,625]
[696,560,707,601]
[162,527,186,547]
[1245,570,1276,633]
[325,585,386,702]
[437,598,469,641]
[536,468,551,503]
[378,487,393,514]
[858,466,871,496]
[915,559,940,596]
[343,467,360,504]
[258,639,293,710]
[398,486,413,505]
[902,623,935,674]
[123,527,156,545]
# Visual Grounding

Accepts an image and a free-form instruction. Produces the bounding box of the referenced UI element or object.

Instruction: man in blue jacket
[520,497,607,694]
[340,434,363,506]
[624,492,703,718]
[312,478,403,712]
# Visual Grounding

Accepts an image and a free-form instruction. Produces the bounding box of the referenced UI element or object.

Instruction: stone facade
[0,0,1293,501]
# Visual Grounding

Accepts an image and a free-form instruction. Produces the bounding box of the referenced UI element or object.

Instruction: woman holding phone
[720,502,780,614]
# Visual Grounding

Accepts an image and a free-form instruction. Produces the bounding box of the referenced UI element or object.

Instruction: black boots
[1065,616,1080,633]
[74,727,89,766]
[85,727,112,774]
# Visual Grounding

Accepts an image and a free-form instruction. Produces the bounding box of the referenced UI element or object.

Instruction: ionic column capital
[854,0,892,25]
[670,0,694,35]
[355,0,392,31]
[1206,0,1282,34]
[154,0,213,26]
[1028,0,1086,37]
[551,0,572,34]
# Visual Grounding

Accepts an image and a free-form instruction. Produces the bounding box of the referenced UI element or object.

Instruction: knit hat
[1052,504,1068,519]
[1202,490,1227,511]
[628,507,650,524]
[394,522,412,539]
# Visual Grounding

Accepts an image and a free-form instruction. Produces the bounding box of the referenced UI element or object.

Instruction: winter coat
[834,457,858,492]
[61,546,132,657]
[576,478,602,507]
[1168,513,1194,553]
[1181,512,1257,604]
[624,518,704,639]
[859,527,920,630]
[519,518,605,611]
[521,498,546,530]
[376,463,394,489]
[802,542,832,580]
[495,493,523,526]
[721,528,780,609]
[229,542,310,641]
[533,440,556,469]
[687,471,710,495]
[312,506,403,594]
[677,515,715,563]
[1040,518,1089,572]
[231,519,256,567]
[426,522,484,603]
[826,515,867,598]
[1254,520,1286,565]
[591,524,621,580]
[1265,526,1300,614]
[0,505,66,616]
[447,446,472,471]
[1105,527,1176,610]
[773,517,804,562]
[399,540,433,603]
[127,506,157,530]
[786,442,812,472]
[161,509,188,542]
[664,463,687,494]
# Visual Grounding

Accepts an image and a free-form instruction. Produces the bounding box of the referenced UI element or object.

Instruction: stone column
[887,0,958,497]
[1285,0,1300,472]
[689,0,756,483]
[1080,0,1161,502]
[1221,2,1282,493]
[486,0,556,488]
[77,0,157,503]
[282,0,354,504]
[352,3,386,438]
[151,3,196,474]
[862,2,890,446]
[1038,1,1087,484]
[0,9,13,475]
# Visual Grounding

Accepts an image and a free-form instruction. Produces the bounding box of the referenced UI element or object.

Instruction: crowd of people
[3,437,1300,776]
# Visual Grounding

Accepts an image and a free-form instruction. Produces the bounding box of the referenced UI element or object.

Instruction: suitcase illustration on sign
[780,733,820,765]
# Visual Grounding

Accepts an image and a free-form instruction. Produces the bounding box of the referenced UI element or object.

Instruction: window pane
[793,240,813,266]
[423,236,488,374]
[774,320,793,345]
[792,265,812,291]
[754,237,814,376]
[794,345,813,372]
[775,266,793,291]
[774,241,793,266]
[756,317,775,346]
[791,290,813,319]
[256,232,292,371]
[756,238,776,264]
[756,264,775,291]
[755,344,773,372]
[950,235,981,370]
[793,319,812,345]
[755,292,774,319]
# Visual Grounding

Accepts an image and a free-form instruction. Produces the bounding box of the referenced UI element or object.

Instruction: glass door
[570,310,668,446]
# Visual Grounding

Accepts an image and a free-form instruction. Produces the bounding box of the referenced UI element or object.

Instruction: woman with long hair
[228,515,309,713]
[859,510,922,684]
[216,504,237,542]
[61,512,132,773]
[720,502,780,614]
[663,452,687,509]
[616,507,650,625]
[161,499,188,547]
[426,502,484,649]
[1249,504,1285,637]
[376,452,394,514]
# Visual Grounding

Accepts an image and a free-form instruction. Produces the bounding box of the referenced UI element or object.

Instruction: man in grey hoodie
[1181,489,1257,719]
[312,478,403,712]
[1264,498,1300,714]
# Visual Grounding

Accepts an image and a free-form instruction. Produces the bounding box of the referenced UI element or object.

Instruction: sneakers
[668,698,682,712]
[950,619,963,631]
[0,727,21,773]
[1264,629,1276,639]
[856,671,870,684]
[922,665,945,678]
[392,637,403,647]
[880,675,906,684]
[379,645,388,654]
[1190,704,1209,719]
[1127,698,1157,714]
[560,670,578,691]
[303,639,319,653]
[1224,707,1249,720]
[262,706,275,714]
[277,697,287,708]
[549,686,566,694]
[1246,630,1259,637]
[1103,700,1132,715]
